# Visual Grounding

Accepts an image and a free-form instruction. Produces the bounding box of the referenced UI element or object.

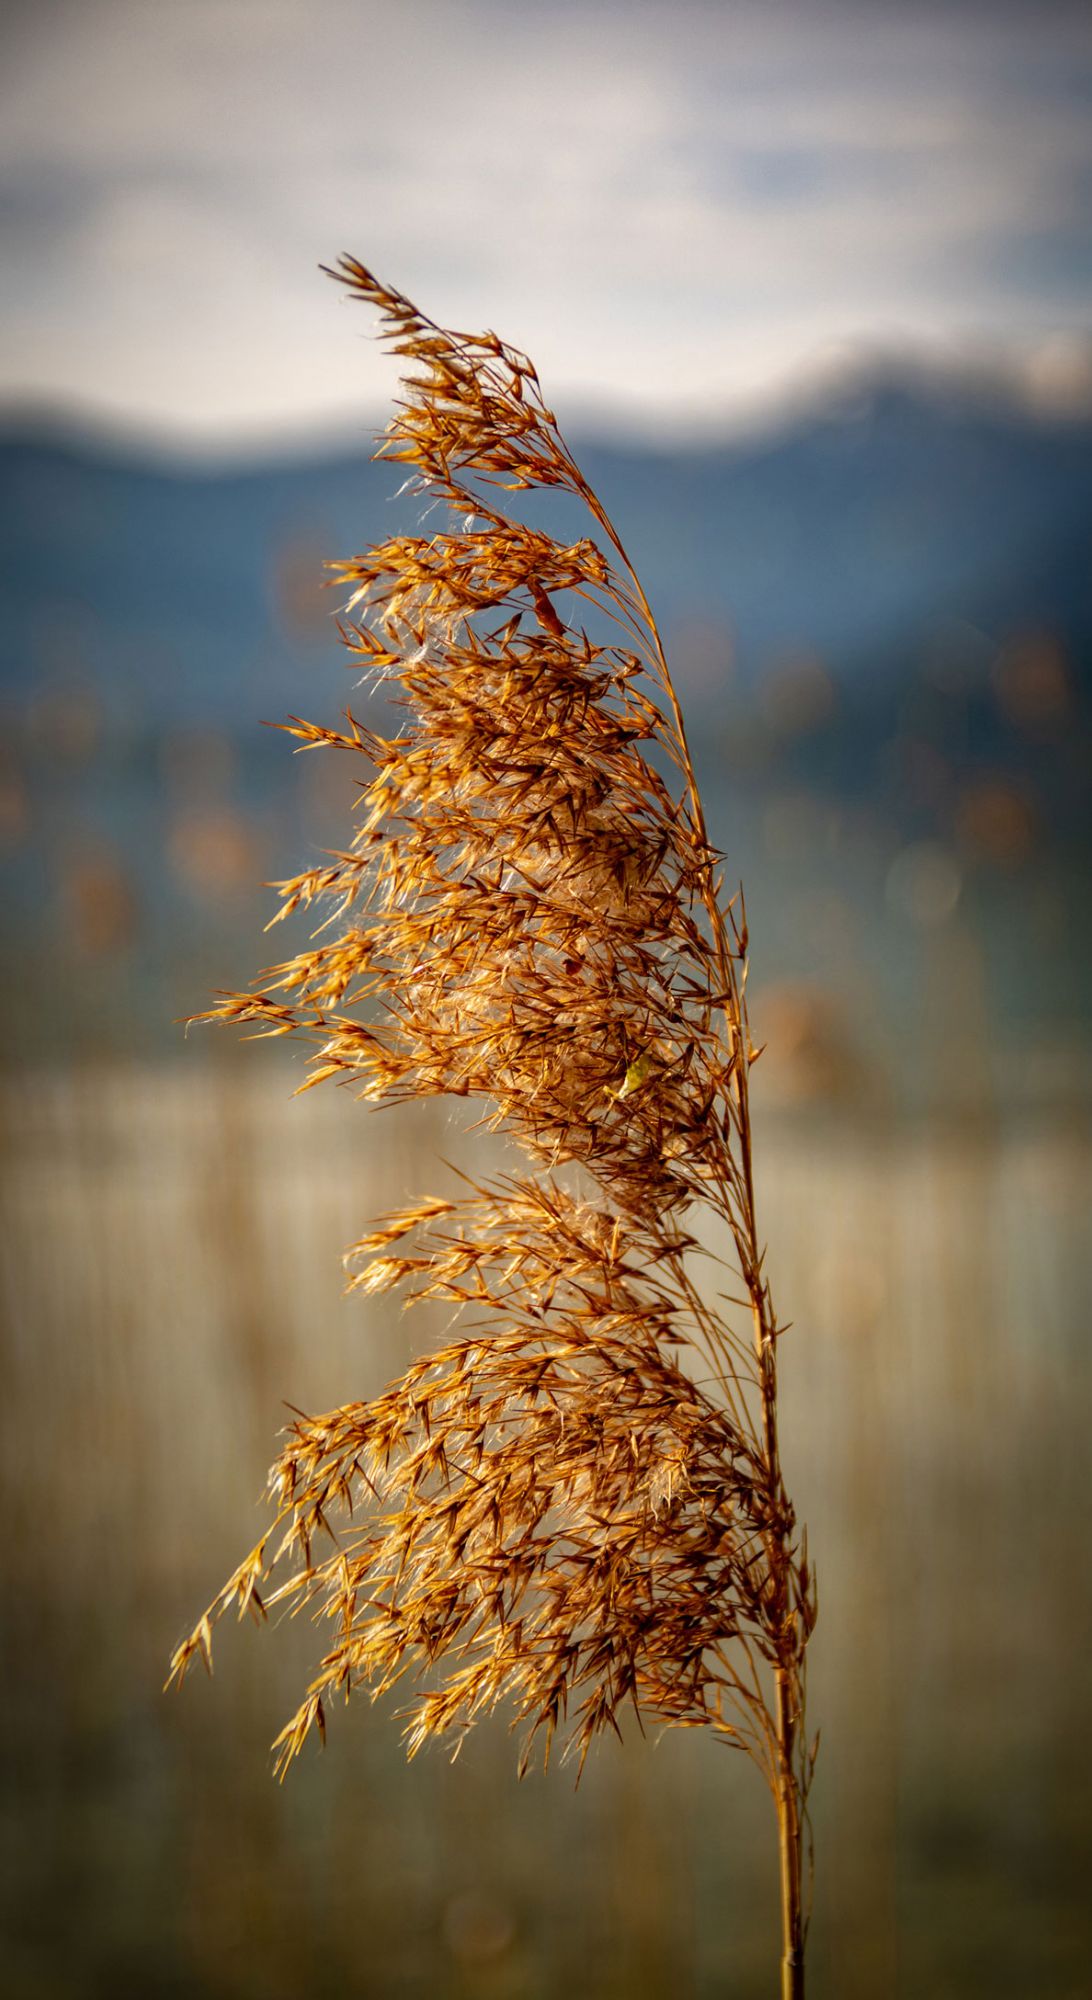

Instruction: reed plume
[169,259,817,1996]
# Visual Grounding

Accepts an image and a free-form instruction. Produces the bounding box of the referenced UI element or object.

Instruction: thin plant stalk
[574,448,810,1993]
[169,260,817,1995]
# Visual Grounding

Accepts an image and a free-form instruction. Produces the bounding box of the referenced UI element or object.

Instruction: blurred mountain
[2,374,1091,730]
[591,375,1092,697]
[0,374,1089,1092]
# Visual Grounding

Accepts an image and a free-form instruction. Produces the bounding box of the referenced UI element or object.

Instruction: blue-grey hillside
[1,377,1089,1093]
[2,378,1091,727]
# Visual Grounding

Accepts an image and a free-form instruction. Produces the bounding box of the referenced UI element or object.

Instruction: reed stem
[777,1666,805,1999]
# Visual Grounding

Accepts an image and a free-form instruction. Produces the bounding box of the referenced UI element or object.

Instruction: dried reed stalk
[169,260,817,1997]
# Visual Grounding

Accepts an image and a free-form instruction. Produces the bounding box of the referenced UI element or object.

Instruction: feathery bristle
[170,263,815,1972]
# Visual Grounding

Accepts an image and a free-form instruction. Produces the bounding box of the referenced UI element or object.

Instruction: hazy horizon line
[5,337,1092,473]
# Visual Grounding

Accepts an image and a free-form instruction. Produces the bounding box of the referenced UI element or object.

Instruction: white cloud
[1,0,1090,447]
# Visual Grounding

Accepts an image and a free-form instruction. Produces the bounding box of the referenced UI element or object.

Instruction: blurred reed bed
[1,1060,1088,1997]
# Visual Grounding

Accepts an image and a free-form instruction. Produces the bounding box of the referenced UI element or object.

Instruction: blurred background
[1,1,1090,1994]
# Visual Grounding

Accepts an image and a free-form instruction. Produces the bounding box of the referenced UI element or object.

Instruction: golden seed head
[170,260,814,1803]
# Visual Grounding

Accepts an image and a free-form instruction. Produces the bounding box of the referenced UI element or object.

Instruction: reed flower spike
[169,259,818,1997]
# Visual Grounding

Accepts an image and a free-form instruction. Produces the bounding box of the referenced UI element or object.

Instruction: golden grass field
[1,1059,1088,1997]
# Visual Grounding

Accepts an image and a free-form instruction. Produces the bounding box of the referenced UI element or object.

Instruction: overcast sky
[2,0,1091,451]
